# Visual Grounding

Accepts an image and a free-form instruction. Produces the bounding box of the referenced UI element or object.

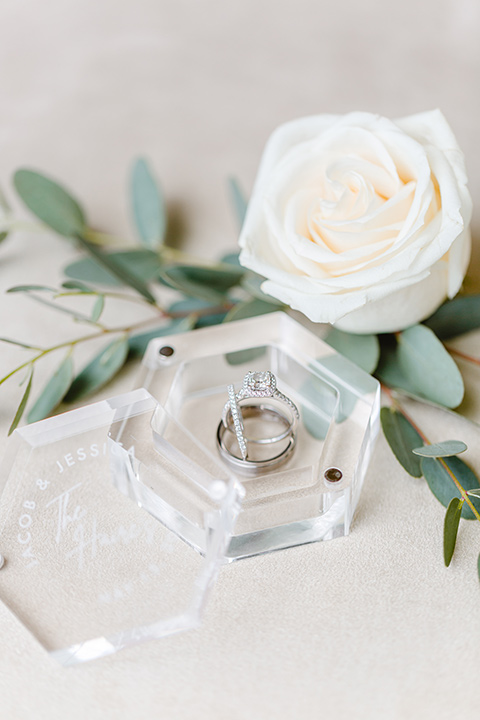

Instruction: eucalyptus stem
[0,316,166,388]
[439,461,480,522]
[384,387,480,523]
[445,346,480,367]
[56,289,168,314]
[83,229,234,269]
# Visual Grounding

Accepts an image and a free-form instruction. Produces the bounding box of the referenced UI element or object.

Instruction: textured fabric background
[0,1,480,718]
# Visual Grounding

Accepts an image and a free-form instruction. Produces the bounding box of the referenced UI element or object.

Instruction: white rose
[239,110,472,333]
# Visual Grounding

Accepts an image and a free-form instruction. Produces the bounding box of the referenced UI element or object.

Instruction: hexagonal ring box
[0,313,379,664]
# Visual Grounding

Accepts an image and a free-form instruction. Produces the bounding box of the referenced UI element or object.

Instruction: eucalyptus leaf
[224,298,280,323]
[221,252,241,267]
[25,294,94,324]
[425,295,480,340]
[65,337,129,402]
[161,264,244,303]
[7,284,56,294]
[421,456,480,520]
[467,489,480,499]
[64,249,162,287]
[27,355,74,423]
[375,344,436,406]
[443,497,464,567]
[8,367,33,435]
[61,280,95,293]
[380,407,423,478]
[228,177,248,230]
[324,327,380,374]
[0,337,39,350]
[14,169,86,237]
[90,295,105,323]
[74,235,156,304]
[316,354,378,423]
[130,158,166,249]
[128,317,194,357]
[396,325,464,408]
[169,298,230,329]
[169,298,221,315]
[195,312,229,329]
[412,440,468,458]
[376,342,416,391]
[241,272,284,306]
[300,374,338,441]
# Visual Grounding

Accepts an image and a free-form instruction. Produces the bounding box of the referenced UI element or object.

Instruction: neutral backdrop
[1,1,480,718]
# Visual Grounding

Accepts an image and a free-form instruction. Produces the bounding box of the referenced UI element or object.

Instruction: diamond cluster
[243,371,276,398]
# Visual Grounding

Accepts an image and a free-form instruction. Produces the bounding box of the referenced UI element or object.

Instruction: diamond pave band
[227,383,247,460]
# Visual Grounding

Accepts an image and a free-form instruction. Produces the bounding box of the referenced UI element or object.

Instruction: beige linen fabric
[0,1,480,718]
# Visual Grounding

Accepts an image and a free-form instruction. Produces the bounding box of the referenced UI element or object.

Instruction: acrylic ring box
[0,312,379,665]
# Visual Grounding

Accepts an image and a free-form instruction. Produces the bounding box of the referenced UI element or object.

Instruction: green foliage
[130,158,166,249]
[195,312,229,328]
[14,289,97,325]
[412,440,467,458]
[168,298,229,328]
[73,235,156,304]
[444,497,464,567]
[324,327,380,374]
[128,317,194,358]
[90,295,105,323]
[61,280,95,293]
[421,456,480,520]
[65,337,129,403]
[317,353,377,423]
[241,272,284,306]
[7,284,57,294]
[220,252,242,267]
[27,355,74,422]
[425,295,480,340]
[224,298,280,323]
[0,338,39,350]
[14,169,86,237]
[377,325,464,408]
[161,264,244,303]
[380,407,423,477]
[8,367,33,435]
[64,249,162,286]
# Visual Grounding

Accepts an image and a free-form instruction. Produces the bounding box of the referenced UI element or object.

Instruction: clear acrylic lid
[0,389,241,666]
